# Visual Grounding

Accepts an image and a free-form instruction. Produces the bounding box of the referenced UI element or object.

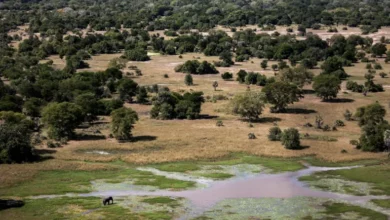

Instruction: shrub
[175,60,218,74]
[350,140,359,146]
[379,72,387,78]
[184,74,193,86]
[248,133,256,139]
[221,72,233,80]
[163,74,169,78]
[111,107,139,140]
[268,126,282,141]
[216,120,224,127]
[281,128,301,149]
[334,120,345,127]
[374,63,382,70]
[344,110,353,121]
[124,48,150,61]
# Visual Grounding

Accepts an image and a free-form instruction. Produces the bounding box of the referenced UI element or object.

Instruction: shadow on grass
[291,145,310,150]
[324,98,354,103]
[243,117,282,123]
[75,134,106,141]
[302,89,315,95]
[283,108,317,114]
[199,114,219,119]
[132,135,157,142]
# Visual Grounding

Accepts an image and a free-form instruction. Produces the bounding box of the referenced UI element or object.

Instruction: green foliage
[42,102,84,140]
[281,128,301,150]
[268,126,282,141]
[262,82,302,112]
[221,72,233,80]
[260,60,268,70]
[236,69,247,83]
[355,103,390,152]
[0,123,35,164]
[136,86,148,104]
[151,91,204,120]
[279,66,314,88]
[124,48,150,61]
[184,74,193,86]
[111,107,138,141]
[229,91,265,121]
[118,78,139,102]
[175,60,218,75]
[371,43,387,57]
[313,74,341,100]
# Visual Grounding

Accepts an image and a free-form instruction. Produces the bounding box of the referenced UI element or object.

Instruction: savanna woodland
[1,0,390,219]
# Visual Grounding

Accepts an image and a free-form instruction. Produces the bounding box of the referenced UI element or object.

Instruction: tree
[268,126,282,141]
[236,70,247,83]
[371,43,387,57]
[184,74,193,86]
[355,103,390,152]
[74,93,100,122]
[219,50,234,66]
[229,91,265,121]
[0,123,35,164]
[111,107,139,141]
[108,57,127,69]
[118,79,138,102]
[42,102,84,140]
[221,72,233,80]
[23,98,45,117]
[124,48,150,61]
[262,82,303,112]
[212,81,219,91]
[313,75,341,101]
[261,60,268,70]
[279,66,314,88]
[281,128,301,150]
[137,86,148,104]
[321,56,346,78]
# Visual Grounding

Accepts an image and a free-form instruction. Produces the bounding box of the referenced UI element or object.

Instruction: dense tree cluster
[150,91,205,120]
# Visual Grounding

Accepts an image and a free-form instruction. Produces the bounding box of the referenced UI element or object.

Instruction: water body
[32,165,390,218]
[81,166,389,206]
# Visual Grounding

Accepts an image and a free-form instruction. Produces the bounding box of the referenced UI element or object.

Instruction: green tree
[313,75,341,101]
[118,78,139,102]
[74,93,100,122]
[355,103,390,152]
[268,126,282,141]
[137,86,148,104]
[279,66,314,88]
[371,43,387,57]
[23,98,45,117]
[229,91,265,121]
[111,107,139,141]
[236,70,247,83]
[42,102,84,140]
[281,128,301,150]
[124,48,150,61]
[184,74,193,86]
[0,123,35,164]
[262,82,303,112]
[261,60,268,70]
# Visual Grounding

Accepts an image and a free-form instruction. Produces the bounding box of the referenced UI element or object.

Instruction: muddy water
[80,165,389,208]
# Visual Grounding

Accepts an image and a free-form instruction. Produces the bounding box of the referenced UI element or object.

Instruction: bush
[281,128,301,149]
[216,120,224,127]
[221,72,233,80]
[124,48,150,61]
[374,63,382,70]
[163,74,169,78]
[350,140,359,146]
[268,126,282,141]
[175,60,218,75]
[334,120,345,127]
[344,110,353,121]
[248,133,256,139]
[379,72,387,78]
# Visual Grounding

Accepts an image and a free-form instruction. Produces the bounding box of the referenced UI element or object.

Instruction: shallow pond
[32,164,390,218]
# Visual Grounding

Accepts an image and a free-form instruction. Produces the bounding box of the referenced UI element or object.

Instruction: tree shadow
[35,149,56,155]
[199,114,219,119]
[291,145,310,150]
[34,149,56,162]
[302,89,315,95]
[75,134,106,141]
[243,117,282,123]
[325,98,354,103]
[283,108,317,114]
[131,135,157,142]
